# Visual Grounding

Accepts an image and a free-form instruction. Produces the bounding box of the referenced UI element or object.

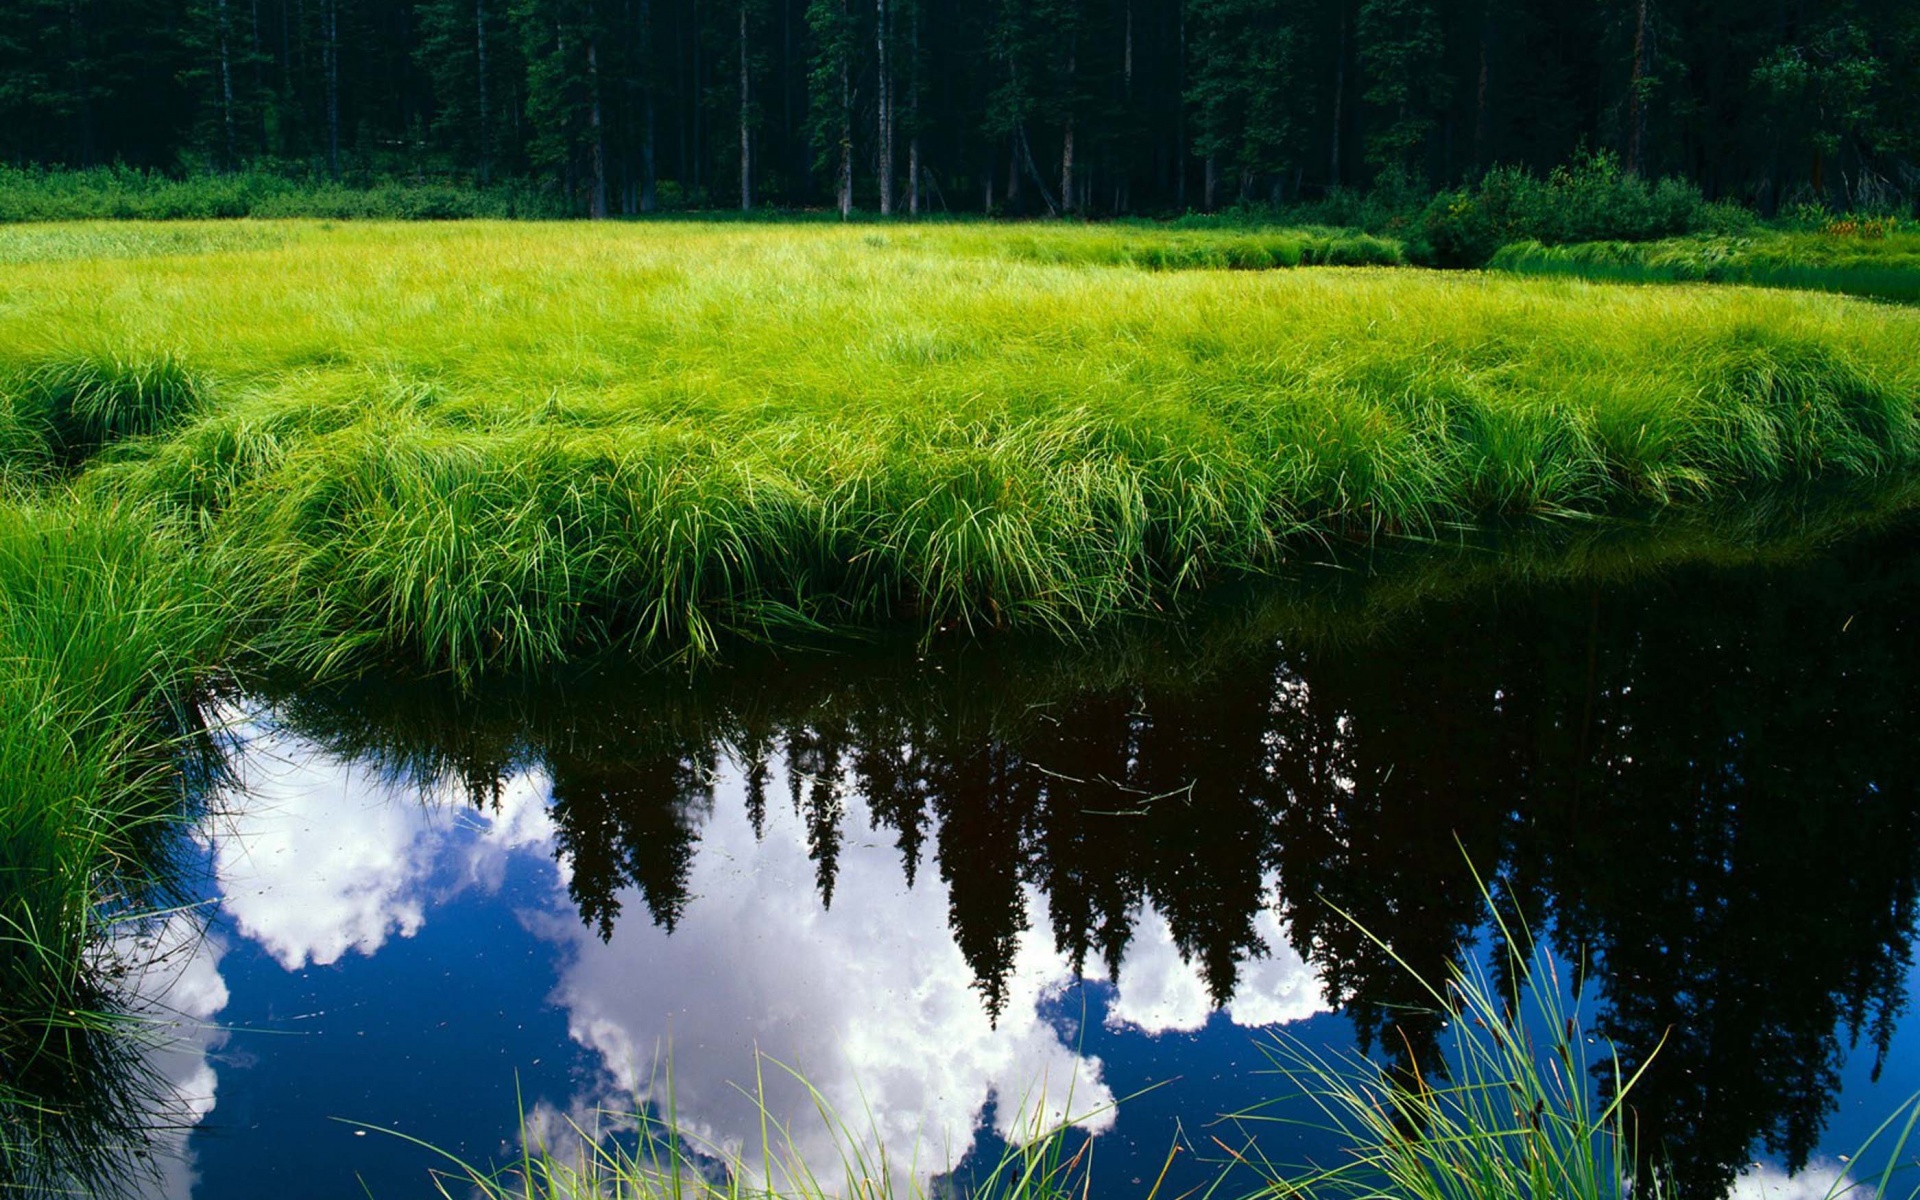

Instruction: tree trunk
[324,0,339,179]
[739,2,752,210]
[1473,1,1490,167]
[218,0,237,169]
[589,36,608,218]
[875,0,892,215]
[476,0,491,183]
[907,0,919,215]
[1060,34,1076,214]
[639,0,656,210]
[1330,10,1346,187]
[1626,0,1650,174]
[252,0,266,153]
[837,0,852,218]
[1174,4,1186,208]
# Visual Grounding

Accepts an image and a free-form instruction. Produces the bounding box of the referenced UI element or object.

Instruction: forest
[2,0,1917,217]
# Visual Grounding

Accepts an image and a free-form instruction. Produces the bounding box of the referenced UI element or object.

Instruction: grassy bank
[0,497,229,1191]
[0,220,1914,673]
[1490,226,1920,304]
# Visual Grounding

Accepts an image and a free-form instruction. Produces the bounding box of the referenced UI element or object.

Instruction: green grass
[382,1056,1115,1200]
[969,223,1407,270]
[1229,876,1920,1200]
[0,220,1912,674]
[1490,228,1920,305]
[1229,881,1652,1200]
[0,164,572,222]
[0,497,230,1193]
[2,216,1919,1190]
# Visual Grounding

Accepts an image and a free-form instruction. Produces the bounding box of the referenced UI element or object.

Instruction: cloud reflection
[528,761,1118,1187]
[208,716,553,969]
[164,712,1332,1194]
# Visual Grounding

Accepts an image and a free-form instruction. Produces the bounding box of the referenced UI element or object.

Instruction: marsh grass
[965,224,1407,270]
[1224,876,1652,1200]
[0,220,1909,674]
[383,1055,1115,1200]
[1225,871,1920,1200]
[0,498,229,1193]
[1489,231,1920,305]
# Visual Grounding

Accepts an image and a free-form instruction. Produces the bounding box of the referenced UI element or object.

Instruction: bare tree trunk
[252,0,266,153]
[1174,4,1186,208]
[1626,0,1650,174]
[1473,1,1490,167]
[739,2,752,210]
[907,0,919,215]
[1330,11,1346,187]
[1018,125,1059,215]
[875,0,892,215]
[639,0,656,210]
[1204,153,1217,211]
[324,0,339,179]
[1059,34,1076,213]
[837,0,852,218]
[476,0,491,183]
[218,0,236,169]
[589,35,608,218]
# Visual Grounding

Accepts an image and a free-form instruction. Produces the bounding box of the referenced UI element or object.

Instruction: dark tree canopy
[5,1,1910,211]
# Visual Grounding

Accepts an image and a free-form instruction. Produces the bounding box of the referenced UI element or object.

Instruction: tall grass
[9,219,1902,672]
[386,1055,1111,1200]
[1489,229,1920,305]
[0,497,229,1193]
[1229,886,1655,1200]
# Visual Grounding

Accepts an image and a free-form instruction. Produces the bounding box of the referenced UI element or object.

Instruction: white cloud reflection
[1103,902,1326,1035]
[206,715,553,969]
[1729,1160,1850,1200]
[109,914,229,1200]
[525,765,1119,1188]
[138,710,1332,1196]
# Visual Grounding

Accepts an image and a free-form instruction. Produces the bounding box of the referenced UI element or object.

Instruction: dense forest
[1,0,1916,216]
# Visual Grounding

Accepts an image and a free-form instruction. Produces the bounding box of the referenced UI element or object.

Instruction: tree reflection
[261,511,1920,1196]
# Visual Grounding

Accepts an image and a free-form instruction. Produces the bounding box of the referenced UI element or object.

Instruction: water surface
[107,504,1920,1199]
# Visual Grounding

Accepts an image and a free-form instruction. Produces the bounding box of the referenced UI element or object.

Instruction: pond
[92,500,1920,1199]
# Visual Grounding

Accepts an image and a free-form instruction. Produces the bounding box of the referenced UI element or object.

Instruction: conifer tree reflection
[256,516,1920,1198]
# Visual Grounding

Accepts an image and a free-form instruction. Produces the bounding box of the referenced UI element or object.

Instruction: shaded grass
[964,223,1407,270]
[1229,877,1651,1200]
[0,165,570,222]
[0,498,229,1193]
[1489,230,1920,304]
[1230,873,1920,1200]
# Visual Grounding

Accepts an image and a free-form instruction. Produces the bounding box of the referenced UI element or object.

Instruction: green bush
[1417,154,1711,267]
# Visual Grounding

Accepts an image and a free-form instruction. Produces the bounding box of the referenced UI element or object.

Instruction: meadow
[5,219,1919,675]
[3,217,1920,1191]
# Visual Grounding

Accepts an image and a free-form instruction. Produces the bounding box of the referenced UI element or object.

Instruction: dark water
[102,505,1920,1199]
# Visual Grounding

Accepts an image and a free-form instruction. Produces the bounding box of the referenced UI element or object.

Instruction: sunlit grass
[0,220,1912,674]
